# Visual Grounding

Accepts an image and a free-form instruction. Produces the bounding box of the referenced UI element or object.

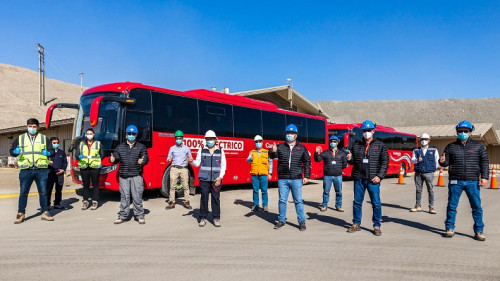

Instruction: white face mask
[363,132,373,139]
[86,134,94,140]
[421,140,429,146]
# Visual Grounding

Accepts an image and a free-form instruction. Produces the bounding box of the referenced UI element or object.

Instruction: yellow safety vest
[17,133,49,169]
[78,140,102,169]
[250,149,270,176]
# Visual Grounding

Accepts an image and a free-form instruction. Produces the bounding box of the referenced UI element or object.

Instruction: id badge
[331,160,336,165]
[87,156,92,159]
[363,158,369,163]
[450,180,458,185]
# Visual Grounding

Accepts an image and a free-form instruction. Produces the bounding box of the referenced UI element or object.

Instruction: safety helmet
[420,133,430,139]
[285,124,298,133]
[456,120,474,131]
[361,120,376,130]
[254,135,263,142]
[329,135,339,142]
[126,125,138,134]
[174,130,184,137]
[204,130,217,138]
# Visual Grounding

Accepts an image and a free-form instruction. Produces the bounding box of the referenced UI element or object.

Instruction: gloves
[78,154,84,160]
[42,149,51,156]
[12,146,21,155]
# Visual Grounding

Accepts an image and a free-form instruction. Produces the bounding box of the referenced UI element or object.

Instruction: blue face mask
[176,139,183,146]
[206,140,215,148]
[255,142,263,149]
[52,143,59,149]
[330,142,337,148]
[286,134,295,142]
[127,135,136,142]
[28,128,37,134]
[458,132,469,141]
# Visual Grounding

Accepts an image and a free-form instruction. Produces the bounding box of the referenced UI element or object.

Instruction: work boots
[373,227,382,236]
[82,200,89,210]
[41,211,54,221]
[347,224,361,233]
[429,206,437,214]
[445,229,455,238]
[14,213,25,224]
[410,205,422,212]
[183,201,192,210]
[474,232,486,241]
[90,201,98,210]
[166,201,175,209]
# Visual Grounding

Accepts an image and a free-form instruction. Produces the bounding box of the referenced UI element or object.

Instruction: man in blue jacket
[47,137,68,209]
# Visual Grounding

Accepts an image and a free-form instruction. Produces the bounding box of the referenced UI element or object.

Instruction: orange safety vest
[250,149,270,176]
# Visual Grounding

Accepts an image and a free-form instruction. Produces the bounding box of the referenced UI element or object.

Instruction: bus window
[233,106,262,139]
[128,89,152,112]
[152,92,198,135]
[286,114,307,142]
[125,111,152,148]
[349,127,363,149]
[375,131,393,150]
[262,111,286,141]
[199,100,233,138]
[403,136,417,151]
[307,118,326,144]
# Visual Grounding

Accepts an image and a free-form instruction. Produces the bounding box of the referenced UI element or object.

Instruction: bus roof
[328,123,416,136]
[83,82,326,120]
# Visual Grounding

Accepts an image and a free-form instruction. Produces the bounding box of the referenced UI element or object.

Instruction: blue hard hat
[126,125,138,133]
[329,135,339,142]
[361,120,376,130]
[456,120,474,131]
[285,124,298,133]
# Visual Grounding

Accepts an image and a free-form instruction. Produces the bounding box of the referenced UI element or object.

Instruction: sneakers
[410,205,422,212]
[114,218,124,224]
[347,224,360,233]
[474,232,486,241]
[274,221,286,229]
[166,201,175,210]
[183,201,192,210]
[299,222,306,231]
[199,218,207,227]
[429,206,437,214]
[262,206,269,212]
[14,213,25,224]
[214,218,221,227]
[335,207,345,212]
[373,227,382,236]
[138,218,146,225]
[319,205,327,212]
[250,205,259,212]
[41,211,54,221]
[445,229,455,238]
[82,200,89,210]
[90,201,98,210]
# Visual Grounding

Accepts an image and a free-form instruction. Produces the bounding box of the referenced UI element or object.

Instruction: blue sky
[1,1,499,101]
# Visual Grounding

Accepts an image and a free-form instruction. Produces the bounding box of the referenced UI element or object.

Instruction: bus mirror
[45,103,79,129]
[89,96,136,127]
[343,132,349,147]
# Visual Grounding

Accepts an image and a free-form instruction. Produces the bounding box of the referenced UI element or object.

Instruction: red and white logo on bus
[183,138,244,151]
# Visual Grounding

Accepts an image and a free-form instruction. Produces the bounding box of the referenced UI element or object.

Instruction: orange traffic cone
[397,166,405,185]
[436,167,445,187]
[490,169,498,189]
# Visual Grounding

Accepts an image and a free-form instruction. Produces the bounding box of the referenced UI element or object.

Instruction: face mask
[458,132,469,141]
[86,134,94,140]
[52,143,59,149]
[421,140,428,146]
[176,139,183,146]
[330,142,337,148]
[127,135,136,142]
[255,142,263,149]
[363,132,373,139]
[286,134,295,142]
[28,128,37,134]
[206,140,215,148]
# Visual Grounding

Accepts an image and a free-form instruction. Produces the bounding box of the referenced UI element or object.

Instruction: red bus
[327,123,417,177]
[46,82,328,196]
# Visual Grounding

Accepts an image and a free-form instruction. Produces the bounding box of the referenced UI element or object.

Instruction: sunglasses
[362,129,373,133]
[457,130,470,133]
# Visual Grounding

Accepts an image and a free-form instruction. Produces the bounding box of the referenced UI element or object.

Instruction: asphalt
[0,170,499,281]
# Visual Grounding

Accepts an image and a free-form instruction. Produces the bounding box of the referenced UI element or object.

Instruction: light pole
[286,78,293,88]
[77,73,84,93]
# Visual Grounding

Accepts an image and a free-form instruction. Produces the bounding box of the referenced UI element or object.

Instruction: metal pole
[77,73,84,93]
[37,43,45,106]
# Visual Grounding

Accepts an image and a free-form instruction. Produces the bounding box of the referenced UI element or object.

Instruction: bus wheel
[160,167,171,198]
[401,163,407,177]
[188,169,196,196]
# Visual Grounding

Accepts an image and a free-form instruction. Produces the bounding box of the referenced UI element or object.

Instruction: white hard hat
[204,130,217,138]
[420,133,430,139]
[254,135,263,141]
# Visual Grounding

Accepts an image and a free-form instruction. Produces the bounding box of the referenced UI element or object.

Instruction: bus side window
[152,91,198,135]
[233,106,262,139]
[286,114,307,143]
[199,100,233,138]
[307,118,326,144]
[128,89,152,112]
[125,111,152,148]
[262,111,286,141]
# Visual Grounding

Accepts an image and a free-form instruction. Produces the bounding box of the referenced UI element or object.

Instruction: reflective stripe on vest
[250,149,269,176]
[78,141,102,169]
[17,133,49,169]
[198,148,222,181]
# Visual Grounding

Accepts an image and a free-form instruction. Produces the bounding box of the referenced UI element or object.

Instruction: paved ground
[0,170,499,281]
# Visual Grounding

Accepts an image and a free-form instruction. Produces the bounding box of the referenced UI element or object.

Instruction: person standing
[346,120,388,236]
[439,120,489,241]
[166,130,193,210]
[269,124,311,231]
[76,128,103,210]
[10,118,55,224]
[191,130,226,227]
[111,125,149,224]
[314,135,347,212]
[410,133,439,214]
[247,135,273,212]
[47,137,68,209]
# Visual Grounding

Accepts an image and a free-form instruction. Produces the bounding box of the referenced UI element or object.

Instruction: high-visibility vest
[250,149,270,176]
[17,133,49,169]
[78,140,102,169]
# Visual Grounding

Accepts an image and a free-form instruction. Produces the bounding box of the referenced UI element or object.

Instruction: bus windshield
[74,92,123,154]
[328,129,349,150]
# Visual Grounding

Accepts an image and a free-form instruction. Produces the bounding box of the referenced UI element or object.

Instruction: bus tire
[187,167,196,196]
[160,166,172,199]
[401,163,407,177]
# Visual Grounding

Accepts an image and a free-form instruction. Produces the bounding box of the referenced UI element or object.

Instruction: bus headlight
[101,165,118,174]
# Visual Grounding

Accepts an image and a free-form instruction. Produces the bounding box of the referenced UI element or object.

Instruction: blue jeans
[251,175,268,207]
[322,175,343,208]
[353,179,382,227]
[18,169,49,214]
[445,180,484,233]
[278,179,305,224]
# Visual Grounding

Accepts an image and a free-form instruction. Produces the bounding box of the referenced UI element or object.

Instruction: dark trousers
[199,180,221,220]
[80,168,100,201]
[18,169,48,214]
[47,170,64,206]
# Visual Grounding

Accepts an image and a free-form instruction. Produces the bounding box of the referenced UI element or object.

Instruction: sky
[1,1,499,101]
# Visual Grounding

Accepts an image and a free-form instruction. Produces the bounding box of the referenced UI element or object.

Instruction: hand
[271,142,277,152]
[49,160,54,165]
[215,177,222,186]
[346,151,352,161]
[109,153,115,163]
[138,156,145,165]
[372,176,381,184]
[186,157,193,163]
[315,146,322,154]
[440,153,446,163]
[41,149,50,156]
[479,179,488,187]
[13,146,21,155]
[57,169,64,175]
[167,156,172,162]
[303,178,309,184]
[250,154,254,161]
[418,156,422,162]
